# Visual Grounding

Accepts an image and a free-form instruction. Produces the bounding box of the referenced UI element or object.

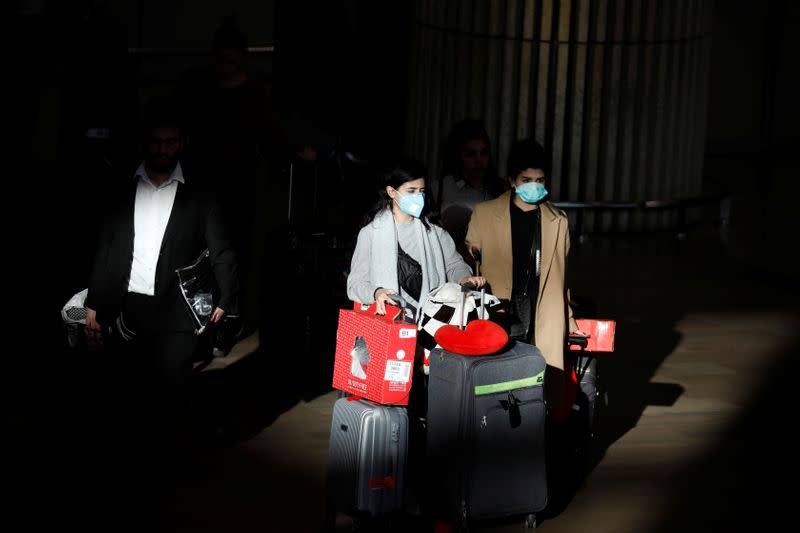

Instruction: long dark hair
[363,156,435,231]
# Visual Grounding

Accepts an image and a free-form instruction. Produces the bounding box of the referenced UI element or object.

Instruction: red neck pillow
[433,319,509,356]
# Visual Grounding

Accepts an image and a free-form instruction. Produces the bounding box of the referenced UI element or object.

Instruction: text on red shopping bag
[332,306,417,405]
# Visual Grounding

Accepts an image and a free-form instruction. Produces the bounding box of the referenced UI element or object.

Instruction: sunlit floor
[9,228,798,532]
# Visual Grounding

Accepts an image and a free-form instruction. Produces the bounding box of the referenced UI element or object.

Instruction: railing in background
[406,0,713,234]
[553,193,731,243]
[127,46,275,55]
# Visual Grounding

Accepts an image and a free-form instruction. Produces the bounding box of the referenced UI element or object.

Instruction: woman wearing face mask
[347,157,486,321]
[465,138,585,412]
[347,157,484,532]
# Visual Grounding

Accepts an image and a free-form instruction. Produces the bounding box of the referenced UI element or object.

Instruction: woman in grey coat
[347,157,485,321]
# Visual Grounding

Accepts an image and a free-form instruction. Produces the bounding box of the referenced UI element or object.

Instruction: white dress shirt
[435,174,492,212]
[127,162,185,295]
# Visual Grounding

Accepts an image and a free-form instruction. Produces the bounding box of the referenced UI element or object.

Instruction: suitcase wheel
[524,513,537,529]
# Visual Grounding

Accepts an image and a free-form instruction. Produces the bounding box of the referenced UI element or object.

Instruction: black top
[510,195,541,298]
[509,195,541,343]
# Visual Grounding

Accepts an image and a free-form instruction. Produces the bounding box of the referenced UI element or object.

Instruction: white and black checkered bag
[61,288,106,351]
[417,283,500,373]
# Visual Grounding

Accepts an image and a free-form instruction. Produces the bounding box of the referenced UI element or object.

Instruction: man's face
[145,127,182,173]
[460,139,490,181]
[214,47,243,81]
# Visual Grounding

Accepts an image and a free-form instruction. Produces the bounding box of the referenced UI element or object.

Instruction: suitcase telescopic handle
[387,293,407,308]
[471,247,486,318]
[471,247,482,268]
[567,334,589,349]
[458,282,481,329]
[460,281,478,292]
[386,293,408,321]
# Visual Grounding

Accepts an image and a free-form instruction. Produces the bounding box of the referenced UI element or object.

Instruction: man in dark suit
[84,106,239,451]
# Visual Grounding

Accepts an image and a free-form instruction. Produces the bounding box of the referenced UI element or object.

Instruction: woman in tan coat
[465,138,583,410]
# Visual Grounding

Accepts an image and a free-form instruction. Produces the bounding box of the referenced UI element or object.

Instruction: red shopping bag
[331,302,417,405]
[569,319,616,352]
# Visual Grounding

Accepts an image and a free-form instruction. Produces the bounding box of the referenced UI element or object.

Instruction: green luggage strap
[474,370,545,396]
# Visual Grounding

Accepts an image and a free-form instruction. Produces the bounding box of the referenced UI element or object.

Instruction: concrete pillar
[406,0,712,231]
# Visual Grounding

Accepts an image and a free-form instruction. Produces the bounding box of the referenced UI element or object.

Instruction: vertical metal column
[406,0,712,232]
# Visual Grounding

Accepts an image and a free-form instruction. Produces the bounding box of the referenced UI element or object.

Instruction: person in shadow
[84,101,240,465]
[431,119,504,259]
[175,15,281,338]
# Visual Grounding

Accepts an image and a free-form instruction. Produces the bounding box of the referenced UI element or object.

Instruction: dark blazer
[86,172,239,332]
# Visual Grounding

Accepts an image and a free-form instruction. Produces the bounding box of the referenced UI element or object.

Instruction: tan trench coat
[466,191,578,407]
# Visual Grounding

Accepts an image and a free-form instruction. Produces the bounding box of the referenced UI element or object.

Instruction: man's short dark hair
[506,138,550,179]
[140,97,182,136]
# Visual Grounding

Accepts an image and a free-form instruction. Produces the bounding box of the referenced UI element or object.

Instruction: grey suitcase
[327,397,409,518]
[427,342,547,529]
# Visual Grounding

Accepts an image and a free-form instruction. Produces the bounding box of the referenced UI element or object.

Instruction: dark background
[5,1,799,531]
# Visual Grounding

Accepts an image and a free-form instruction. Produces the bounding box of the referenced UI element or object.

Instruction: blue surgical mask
[515,181,548,204]
[395,190,425,218]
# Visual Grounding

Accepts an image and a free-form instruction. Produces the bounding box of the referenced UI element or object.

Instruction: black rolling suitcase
[566,318,615,460]
[567,335,603,464]
[573,354,599,433]
[426,340,548,529]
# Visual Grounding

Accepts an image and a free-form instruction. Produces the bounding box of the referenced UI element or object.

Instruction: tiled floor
[8,230,799,532]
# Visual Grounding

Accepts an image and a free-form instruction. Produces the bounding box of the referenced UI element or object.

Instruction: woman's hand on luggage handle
[374,288,398,316]
[210,307,226,324]
[568,329,590,349]
[459,275,487,288]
